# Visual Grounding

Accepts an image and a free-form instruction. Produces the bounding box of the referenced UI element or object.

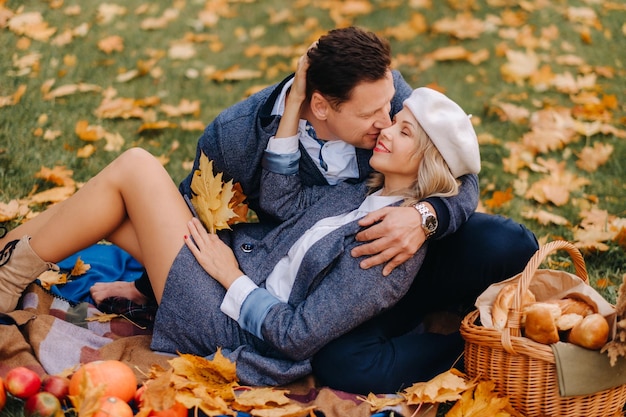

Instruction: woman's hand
[184,217,243,289]
[275,51,311,139]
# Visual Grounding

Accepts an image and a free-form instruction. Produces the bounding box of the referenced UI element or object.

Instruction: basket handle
[500,240,588,352]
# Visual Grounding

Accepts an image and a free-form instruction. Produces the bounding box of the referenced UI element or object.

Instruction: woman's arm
[239,229,427,361]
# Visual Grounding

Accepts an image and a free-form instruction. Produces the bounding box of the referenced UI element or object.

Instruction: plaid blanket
[0,284,435,417]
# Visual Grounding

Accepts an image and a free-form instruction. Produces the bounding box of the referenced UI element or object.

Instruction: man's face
[322,70,395,149]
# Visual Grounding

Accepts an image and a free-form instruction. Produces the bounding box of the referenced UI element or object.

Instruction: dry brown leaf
[489,102,530,124]
[34,166,75,187]
[576,142,613,172]
[97,35,124,54]
[484,188,514,209]
[160,99,201,117]
[0,85,27,108]
[356,392,404,413]
[181,120,207,131]
[432,13,485,39]
[445,380,521,417]
[77,144,96,158]
[233,388,290,410]
[427,45,471,61]
[168,42,196,60]
[43,83,101,101]
[403,369,472,405]
[8,11,56,41]
[103,132,125,152]
[96,3,127,24]
[68,371,107,417]
[29,185,76,204]
[37,270,68,290]
[501,50,539,84]
[71,257,91,276]
[75,120,105,141]
[137,121,178,133]
[249,404,315,417]
[209,65,263,82]
[522,209,571,226]
[0,200,23,222]
[86,312,119,323]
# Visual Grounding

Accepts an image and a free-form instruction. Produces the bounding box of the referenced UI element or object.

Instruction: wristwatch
[414,203,438,239]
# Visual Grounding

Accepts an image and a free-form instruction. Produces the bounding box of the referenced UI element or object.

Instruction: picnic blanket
[0,244,437,417]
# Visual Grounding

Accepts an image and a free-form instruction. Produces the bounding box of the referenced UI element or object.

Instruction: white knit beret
[403,87,481,178]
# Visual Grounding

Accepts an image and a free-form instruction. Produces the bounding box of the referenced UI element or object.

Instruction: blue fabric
[262,149,301,175]
[45,244,144,305]
[239,287,281,339]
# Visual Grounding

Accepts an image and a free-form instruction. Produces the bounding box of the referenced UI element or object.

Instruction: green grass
[1,0,625,303]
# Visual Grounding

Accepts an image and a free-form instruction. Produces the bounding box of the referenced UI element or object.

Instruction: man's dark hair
[306,27,392,109]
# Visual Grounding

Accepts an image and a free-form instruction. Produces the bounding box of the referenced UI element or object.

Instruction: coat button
[240,243,253,253]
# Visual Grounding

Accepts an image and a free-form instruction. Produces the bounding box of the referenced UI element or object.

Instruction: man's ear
[310,92,330,120]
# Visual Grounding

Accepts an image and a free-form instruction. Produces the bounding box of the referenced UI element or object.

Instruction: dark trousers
[311,213,539,394]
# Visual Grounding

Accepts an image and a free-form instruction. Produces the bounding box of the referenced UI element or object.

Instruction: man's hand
[351,205,431,276]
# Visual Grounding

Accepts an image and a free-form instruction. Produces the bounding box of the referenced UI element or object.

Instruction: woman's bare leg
[4,147,191,303]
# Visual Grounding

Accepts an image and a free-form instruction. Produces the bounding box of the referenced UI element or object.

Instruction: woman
[0,85,480,386]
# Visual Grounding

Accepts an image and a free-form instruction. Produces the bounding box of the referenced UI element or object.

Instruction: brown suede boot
[0,235,59,313]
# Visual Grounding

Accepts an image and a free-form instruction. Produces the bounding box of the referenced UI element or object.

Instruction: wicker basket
[460,240,626,416]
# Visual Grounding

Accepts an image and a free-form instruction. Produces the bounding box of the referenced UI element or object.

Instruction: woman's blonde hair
[366,125,460,206]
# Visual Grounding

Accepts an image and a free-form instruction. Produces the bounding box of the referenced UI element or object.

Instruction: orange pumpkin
[69,361,137,403]
[93,396,133,417]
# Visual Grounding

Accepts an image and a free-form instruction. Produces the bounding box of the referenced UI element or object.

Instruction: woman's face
[370,106,423,192]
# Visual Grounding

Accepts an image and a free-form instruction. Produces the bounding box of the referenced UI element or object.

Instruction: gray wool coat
[153,166,477,386]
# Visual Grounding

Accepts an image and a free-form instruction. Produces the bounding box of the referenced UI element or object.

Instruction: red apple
[4,367,42,399]
[0,376,6,412]
[41,375,70,402]
[24,392,63,417]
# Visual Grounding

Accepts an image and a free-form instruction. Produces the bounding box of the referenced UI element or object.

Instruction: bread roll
[567,313,610,350]
[548,297,595,317]
[555,313,583,331]
[492,283,536,331]
[524,303,560,345]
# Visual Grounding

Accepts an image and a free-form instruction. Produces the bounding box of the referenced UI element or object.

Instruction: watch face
[424,216,438,232]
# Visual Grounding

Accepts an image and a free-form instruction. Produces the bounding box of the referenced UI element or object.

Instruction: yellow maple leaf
[356,392,404,413]
[37,270,68,290]
[233,387,290,411]
[190,153,248,233]
[403,369,473,405]
[71,256,91,276]
[445,380,521,417]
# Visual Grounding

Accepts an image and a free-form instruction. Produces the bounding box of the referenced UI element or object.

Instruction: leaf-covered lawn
[1,0,625,302]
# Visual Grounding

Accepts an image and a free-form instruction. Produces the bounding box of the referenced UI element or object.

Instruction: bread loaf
[492,283,536,330]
